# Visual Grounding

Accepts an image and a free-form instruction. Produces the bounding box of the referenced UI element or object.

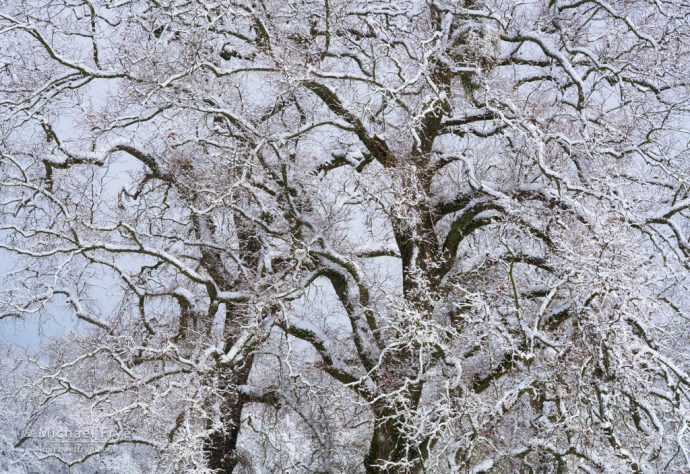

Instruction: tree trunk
[364,417,429,474]
[205,361,253,473]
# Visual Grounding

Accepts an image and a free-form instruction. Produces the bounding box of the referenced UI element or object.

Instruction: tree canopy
[1,0,690,472]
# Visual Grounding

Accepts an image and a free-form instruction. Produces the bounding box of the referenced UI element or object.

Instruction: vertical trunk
[364,416,429,474]
[364,417,403,473]
[205,218,262,472]
[205,360,253,473]
[364,385,427,473]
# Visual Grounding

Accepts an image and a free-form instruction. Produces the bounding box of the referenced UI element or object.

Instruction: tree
[1,0,690,471]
